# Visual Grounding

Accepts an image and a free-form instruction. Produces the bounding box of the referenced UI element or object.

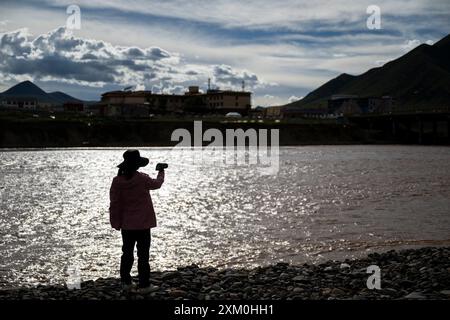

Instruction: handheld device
[156,163,168,171]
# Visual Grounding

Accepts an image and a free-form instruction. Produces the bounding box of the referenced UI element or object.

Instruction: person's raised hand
[156,163,168,171]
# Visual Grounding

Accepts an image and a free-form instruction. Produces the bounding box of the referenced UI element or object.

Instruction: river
[0,145,449,288]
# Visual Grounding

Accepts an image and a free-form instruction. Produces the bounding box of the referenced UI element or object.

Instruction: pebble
[0,247,448,300]
[168,289,187,298]
[404,292,426,299]
[331,288,346,296]
[292,275,306,282]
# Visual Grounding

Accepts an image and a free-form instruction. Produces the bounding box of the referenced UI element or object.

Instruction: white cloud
[253,94,287,107]
[134,84,145,91]
[288,95,302,103]
[0,27,265,93]
[402,39,435,51]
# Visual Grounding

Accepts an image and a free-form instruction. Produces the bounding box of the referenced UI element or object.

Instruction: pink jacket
[109,171,164,230]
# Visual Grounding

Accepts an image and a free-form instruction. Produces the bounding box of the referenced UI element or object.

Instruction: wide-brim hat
[117,149,149,169]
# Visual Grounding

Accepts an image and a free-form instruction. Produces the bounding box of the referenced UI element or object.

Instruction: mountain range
[283,34,450,110]
[0,80,83,104]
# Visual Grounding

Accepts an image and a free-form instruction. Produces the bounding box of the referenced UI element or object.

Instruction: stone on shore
[0,247,449,300]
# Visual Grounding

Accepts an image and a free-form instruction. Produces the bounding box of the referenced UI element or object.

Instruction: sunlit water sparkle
[0,145,449,288]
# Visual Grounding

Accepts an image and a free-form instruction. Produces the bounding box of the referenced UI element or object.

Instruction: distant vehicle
[32,114,39,118]
[225,112,242,118]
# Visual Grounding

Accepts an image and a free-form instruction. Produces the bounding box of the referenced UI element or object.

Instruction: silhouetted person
[109,150,164,292]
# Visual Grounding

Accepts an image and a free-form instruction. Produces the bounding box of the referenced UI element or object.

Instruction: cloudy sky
[0,0,449,105]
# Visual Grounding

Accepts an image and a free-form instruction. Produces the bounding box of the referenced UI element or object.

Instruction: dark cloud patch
[143,72,158,81]
[0,29,31,56]
[186,70,199,75]
[81,53,98,60]
[125,47,145,57]
[2,53,118,82]
[212,64,260,89]
[147,47,170,59]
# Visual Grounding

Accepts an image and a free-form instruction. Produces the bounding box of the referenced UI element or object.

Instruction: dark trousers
[120,229,151,288]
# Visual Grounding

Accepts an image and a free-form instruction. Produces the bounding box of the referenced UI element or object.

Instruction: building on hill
[328,95,395,115]
[0,97,38,110]
[205,89,251,115]
[263,106,282,118]
[0,97,57,111]
[97,86,252,117]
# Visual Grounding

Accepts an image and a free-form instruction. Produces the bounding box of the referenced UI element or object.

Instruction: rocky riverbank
[1,247,449,300]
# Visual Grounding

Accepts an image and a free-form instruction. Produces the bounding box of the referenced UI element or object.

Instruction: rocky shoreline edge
[1,247,449,300]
